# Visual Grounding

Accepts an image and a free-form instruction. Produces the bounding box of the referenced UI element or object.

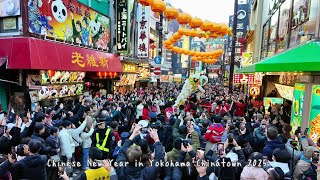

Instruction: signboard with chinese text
[0,0,20,17]
[137,4,150,58]
[233,74,254,84]
[275,83,294,101]
[254,73,263,85]
[120,74,137,85]
[250,85,260,97]
[308,85,320,143]
[116,0,129,52]
[27,0,111,51]
[122,63,137,73]
[291,83,306,133]
[137,67,150,80]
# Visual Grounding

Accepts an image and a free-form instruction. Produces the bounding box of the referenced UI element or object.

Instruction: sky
[169,0,234,24]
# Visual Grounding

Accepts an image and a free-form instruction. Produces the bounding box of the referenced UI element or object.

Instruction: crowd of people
[0,82,319,180]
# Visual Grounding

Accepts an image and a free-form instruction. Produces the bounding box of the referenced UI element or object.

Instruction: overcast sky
[169,0,234,23]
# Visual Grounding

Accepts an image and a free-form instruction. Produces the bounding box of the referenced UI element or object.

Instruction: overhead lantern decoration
[189,17,203,29]
[177,13,192,26]
[138,0,153,7]
[200,20,213,32]
[164,6,179,21]
[151,0,166,18]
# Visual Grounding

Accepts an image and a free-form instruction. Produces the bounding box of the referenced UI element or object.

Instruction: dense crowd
[0,83,319,180]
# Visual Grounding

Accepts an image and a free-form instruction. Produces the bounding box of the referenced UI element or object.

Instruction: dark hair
[282,124,292,133]
[76,20,82,29]
[36,113,46,122]
[82,17,88,26]
[202,119,210,128]
[110,121,118,129]
[28,139,42,154]
[267,167,285,180]
[89,147,102,161]
[62,120,71,128]
[34,122,44,134]
[272,148,290,163]
[267,126,278,140]
[50,126,59,135]
[21,137,31,145]
[249,152,264,167]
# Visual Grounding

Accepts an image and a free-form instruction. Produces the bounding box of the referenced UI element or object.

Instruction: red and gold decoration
[97,72,118,78]
[138,0,153,7]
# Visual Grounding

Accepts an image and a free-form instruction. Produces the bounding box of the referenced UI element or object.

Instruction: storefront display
[40,71,85,85]
[263,97,283,115]
[137,67,150,81]
[291,83,306,132]
[120,74,137,85]
[308,85,320,142]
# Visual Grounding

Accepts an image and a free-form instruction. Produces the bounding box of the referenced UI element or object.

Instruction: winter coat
[115,139,164,179]
[58,128,75,159]
[136,104,144,119]
[0,127,20,155]
[142,108,150,120]
[234,102,246,117]
[240,166,269,180]
[71,120,87,147]
[45,135,60,156]
[262,138,285,161]
[11,154,48,180]
[80,127,95,149]
[31,133,54,155]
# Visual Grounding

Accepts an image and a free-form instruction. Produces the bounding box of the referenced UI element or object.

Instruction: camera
[312,151,319,163]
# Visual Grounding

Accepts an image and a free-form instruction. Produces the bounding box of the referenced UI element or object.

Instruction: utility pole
[229,0,238,93]
[157,11,164,87]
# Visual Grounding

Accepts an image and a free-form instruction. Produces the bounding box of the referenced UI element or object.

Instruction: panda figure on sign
[39,86,50,100]
[51,0,67,23]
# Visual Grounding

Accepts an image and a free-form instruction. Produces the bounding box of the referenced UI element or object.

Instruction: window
[0,17,19,33]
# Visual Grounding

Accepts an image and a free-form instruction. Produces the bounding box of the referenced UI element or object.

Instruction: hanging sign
[233,74,254,84]
[116,0,129,52]
[137,4,150,58]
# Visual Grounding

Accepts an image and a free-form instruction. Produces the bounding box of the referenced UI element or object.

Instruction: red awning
[0,37,123,72]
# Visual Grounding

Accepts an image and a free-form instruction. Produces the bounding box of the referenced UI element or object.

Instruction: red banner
[0,37,122,72]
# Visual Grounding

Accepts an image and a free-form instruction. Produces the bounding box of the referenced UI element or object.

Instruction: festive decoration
[151,0,166,17]
[138,0,153,7]
[189,17,203,29]
[177,13,192,26]
[164,6,179,21]
[174,73,208,107]
[200,20,213,32]
[47,70,55,77]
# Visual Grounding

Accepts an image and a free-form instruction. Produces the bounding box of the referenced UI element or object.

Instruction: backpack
[204,123,225,143]
[302,163,317,180]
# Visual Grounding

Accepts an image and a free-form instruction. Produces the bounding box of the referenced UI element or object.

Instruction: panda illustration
[39,86,49,100]
[51,0,67,23]
[59,85,68,97]
[89,14,102,46]
[50,89,58,99]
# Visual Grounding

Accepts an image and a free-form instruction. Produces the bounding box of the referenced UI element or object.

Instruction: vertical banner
[181,36,190,68]
[137,4,150,58]
[116,0,129,52]
[309,85,320,142]
[263,98,284,115]
[291,83,306,132]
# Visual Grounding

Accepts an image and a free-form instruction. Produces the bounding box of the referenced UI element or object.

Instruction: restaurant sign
[116,0,129,52]
[137,4,150,58]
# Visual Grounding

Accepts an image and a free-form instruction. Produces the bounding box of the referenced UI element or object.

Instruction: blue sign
[154,56,162,64]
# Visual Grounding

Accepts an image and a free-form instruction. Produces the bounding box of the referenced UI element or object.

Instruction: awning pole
[0,79,19,85]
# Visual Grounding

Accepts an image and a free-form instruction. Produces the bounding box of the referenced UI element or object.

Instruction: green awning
[236,40,320,73]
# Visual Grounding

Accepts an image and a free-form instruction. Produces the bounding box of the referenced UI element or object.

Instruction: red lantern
[114,72,118,76]
[47,70,55,77]
[97,72,102,77]
[109,72,112,76]
[104,72,107,77]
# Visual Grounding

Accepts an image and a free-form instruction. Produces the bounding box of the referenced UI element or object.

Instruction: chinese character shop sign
[233,74,254,84]
[137,4,150,58]
[116,0,129,52]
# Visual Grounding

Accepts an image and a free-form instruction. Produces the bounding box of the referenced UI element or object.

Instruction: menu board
[308,85,320,142]
[264,97,284,115]
[275,84,294,101]
[291,83,306,132]
[41,71,85,85]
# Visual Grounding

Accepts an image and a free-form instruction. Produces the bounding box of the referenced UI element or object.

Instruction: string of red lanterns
[97,72,118,78]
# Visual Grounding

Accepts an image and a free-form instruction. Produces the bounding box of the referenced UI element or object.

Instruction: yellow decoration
[200,20,213,32]
[164,6,179,21]
[189,17,203,29]
[151,0,166,17]
[138,0,153,7]
[177,13,192,25]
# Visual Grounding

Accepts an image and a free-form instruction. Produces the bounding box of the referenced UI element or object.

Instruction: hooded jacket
[11,154,48,180]
[240,166,269,180]
[262,138,285,161]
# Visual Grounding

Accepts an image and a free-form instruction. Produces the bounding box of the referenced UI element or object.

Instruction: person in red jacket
[234,99,246,117]
[142,104,150,120]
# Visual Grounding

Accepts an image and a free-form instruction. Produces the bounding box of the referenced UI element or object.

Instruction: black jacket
[116,139,164,179]
[11,154,48,180]
[45,135,59,156]
[0,127,21,155]
[31,133,54,155]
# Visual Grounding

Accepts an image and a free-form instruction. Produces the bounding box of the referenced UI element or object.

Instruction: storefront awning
[237,40,320,73]
[0,37,123,72]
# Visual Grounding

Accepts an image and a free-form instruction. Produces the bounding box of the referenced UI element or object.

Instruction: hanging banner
[275,83,294,101]
[27,0,111,50]
[309,85,320,143]
[116,0,129,52]
[291,83,306,132]
[241,52,252,67]
[137,4,150,58]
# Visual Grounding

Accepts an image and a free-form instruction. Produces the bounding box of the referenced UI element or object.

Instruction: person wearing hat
[112,132,130,159]
[91,118,116,159]
[0,117,22,155]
